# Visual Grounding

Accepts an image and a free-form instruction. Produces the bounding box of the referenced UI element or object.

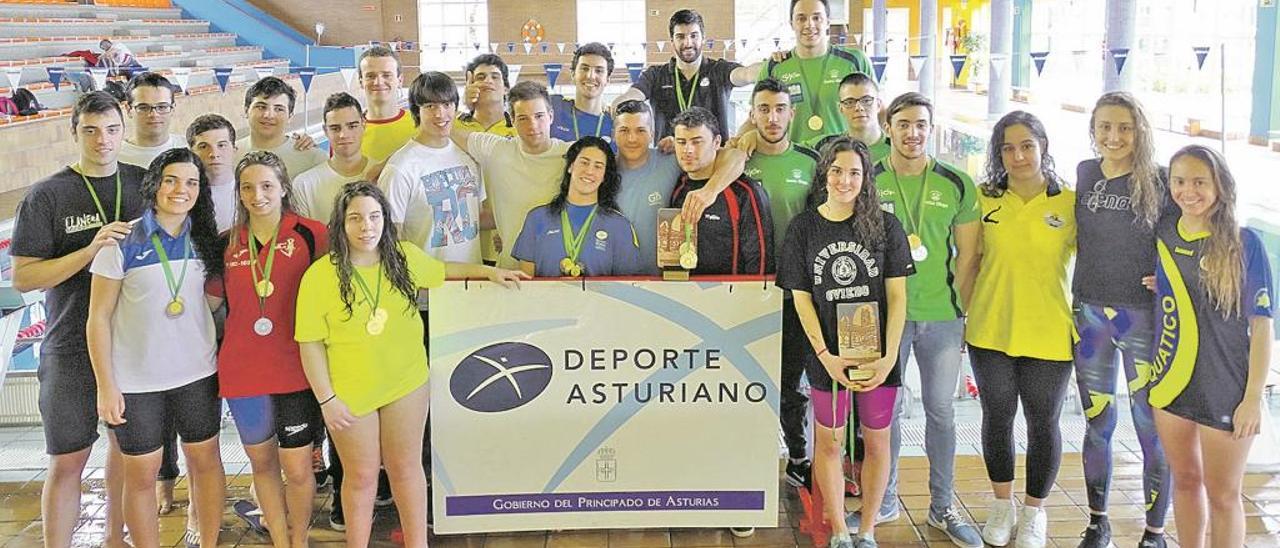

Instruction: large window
[735,0,792,65]
[418,0,489,72]
[576,0,646,66]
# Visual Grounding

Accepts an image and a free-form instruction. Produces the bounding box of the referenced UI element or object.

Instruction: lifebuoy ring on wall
[521,19,545,44]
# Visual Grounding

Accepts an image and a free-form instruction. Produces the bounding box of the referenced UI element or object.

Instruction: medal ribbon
[560,206,600,265]
[150,232,191,305]
[890,161,933,237]
[794,53,832,125]
[351,266,383,319]
[570,100,606,139]
[76,166,122,224]
[673,63,700,112]
[248,224,280,316]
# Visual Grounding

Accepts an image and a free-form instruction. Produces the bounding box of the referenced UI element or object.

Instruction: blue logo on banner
[544,63,562,88]
[1110,48,1130,75]
[626,62,644,84]
[1030,51,1050,76]
[1193,46,1210,70]
[450,342,553,412]
[870,56,889,82]
[949,55,967,80]
[298,67,316,93]
[214,67,233,93]
[46,67,65,91]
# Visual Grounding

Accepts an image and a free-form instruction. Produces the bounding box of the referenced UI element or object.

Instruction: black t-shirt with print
[777,208,915,389]
[12,164,147,355]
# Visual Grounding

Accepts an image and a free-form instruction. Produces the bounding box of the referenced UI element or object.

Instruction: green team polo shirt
[760,46,873,144]
[744,144,820,251]
[873,157,980,321]
[804,133,891,164]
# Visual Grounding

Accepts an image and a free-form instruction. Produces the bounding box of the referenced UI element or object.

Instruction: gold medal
[680,252,698,270]
[907,233,922,249]
[165,298,185,318]
[560,257,575,275]
[373,307,388,323]
[366,319,385,336]
[255,279,274,298]
[569,263,583,277]
[678,242,693,256]
[808,115,823,131]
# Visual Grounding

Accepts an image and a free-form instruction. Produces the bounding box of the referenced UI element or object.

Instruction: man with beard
[612,9,764,145]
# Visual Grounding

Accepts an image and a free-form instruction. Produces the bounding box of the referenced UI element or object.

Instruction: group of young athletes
[8,1,1273,548]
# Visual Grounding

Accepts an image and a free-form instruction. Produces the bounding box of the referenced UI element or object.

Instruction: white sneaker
[981,498,1017,547]
[1013,505,1047,548]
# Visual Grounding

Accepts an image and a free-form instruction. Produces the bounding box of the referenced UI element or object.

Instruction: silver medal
[911,245,929,262]
[253,317,274,336]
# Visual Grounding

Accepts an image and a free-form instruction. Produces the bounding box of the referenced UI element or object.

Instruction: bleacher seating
[0,2,295,121]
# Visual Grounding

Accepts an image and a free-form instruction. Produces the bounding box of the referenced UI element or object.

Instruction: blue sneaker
[829,532,855,548]
[927,506,983,548]
[845,500,901,533]
[853,534,879,548]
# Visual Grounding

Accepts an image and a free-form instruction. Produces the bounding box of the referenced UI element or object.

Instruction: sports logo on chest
[812,241,880,288]
[924,189,951,209]
[64,213,104,234]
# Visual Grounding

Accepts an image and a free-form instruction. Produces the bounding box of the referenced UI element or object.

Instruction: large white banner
[429,280,783,533]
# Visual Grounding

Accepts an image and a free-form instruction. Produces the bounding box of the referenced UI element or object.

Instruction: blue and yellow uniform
[1151,219,1274,431]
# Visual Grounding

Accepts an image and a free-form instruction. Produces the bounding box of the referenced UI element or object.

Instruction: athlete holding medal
[206,151,328,547]
[295,182,524,547]
[86,148,227,548]
[513,136,643,278]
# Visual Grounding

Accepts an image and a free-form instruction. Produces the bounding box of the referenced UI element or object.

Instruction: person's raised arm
[12,220,133,292]
[680,147,748,225]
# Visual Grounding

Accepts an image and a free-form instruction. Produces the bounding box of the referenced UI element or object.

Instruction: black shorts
[227,389,322,449]
[110,374,222,456]
[37,351,101,455]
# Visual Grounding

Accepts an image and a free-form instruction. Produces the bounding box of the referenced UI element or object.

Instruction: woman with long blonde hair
[1071,92,1175,547]
[1149,145,1273,548]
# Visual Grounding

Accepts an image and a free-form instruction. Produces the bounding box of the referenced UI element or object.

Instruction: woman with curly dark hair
[777,137,913,548]
[512,136,642,277]
[296,181,525,547]
[965,111,1075,548]
[85,147,226,548]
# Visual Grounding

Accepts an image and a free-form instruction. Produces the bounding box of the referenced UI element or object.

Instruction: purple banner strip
[446,490,764,516]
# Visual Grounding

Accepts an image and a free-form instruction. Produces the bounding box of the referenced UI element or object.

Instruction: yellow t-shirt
[361,109,417,163]
[295,242,445,416]
[965,184,1077,360]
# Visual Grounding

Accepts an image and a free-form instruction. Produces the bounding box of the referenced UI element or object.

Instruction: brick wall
[251,0,421,78]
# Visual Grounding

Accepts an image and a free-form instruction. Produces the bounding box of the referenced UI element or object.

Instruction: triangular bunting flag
[607,42,616,53]
[909,55,927,74]
[88,68,108,90]
[543,63,562,88]
[1193,46,1210,70]
[1110,48,1129,75]
[213,67,233,93]
[403,41,416,52]
[870,56,889,82]
[298,67,316,93]
[541,42,549,54]
[46,67,65,91]
[656,41,666,52]
[773,37,780,49]
[340,67,357,88]
[838,33,848,45]
[170,67,191,94]
[523,43,532,54]
[640,42,648,52]
[506,42,516,53]
[705,39,715,51]
[556,42,566,54]
[440,43,448,53]
[1072,50,1088,75]
[255,66,274,80]
[1029,51,1050,76]
[990,54,1007,81]
[949,55,967,80]
[128,66,149,80]
[490,42,499,53]
[853,34,862,48]
[740,38,748,50]
[724,40,733,52]
[508,64,522,84]
[626,62,644,84]
[4,67,22,90]
[473,42,481,51]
